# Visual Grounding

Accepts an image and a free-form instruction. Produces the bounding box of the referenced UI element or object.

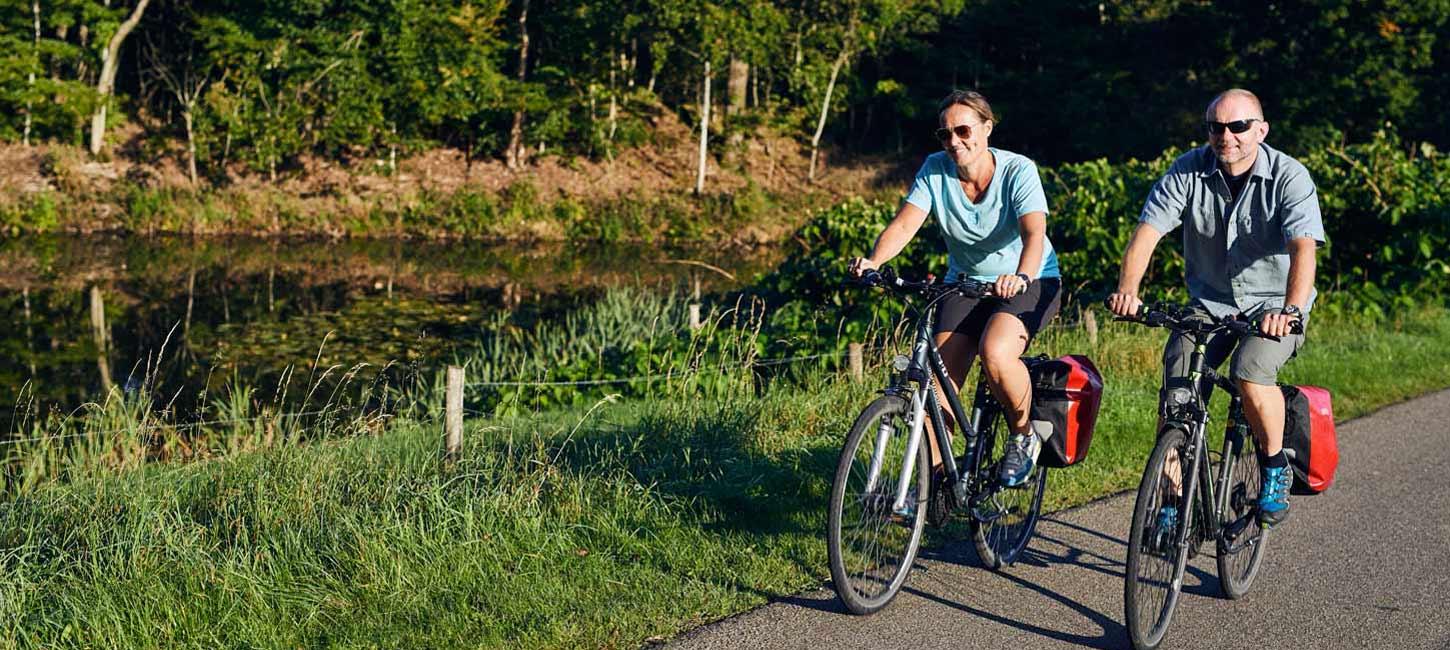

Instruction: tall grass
[2,337,398,495]
[3,306,1449,648]
[454,287,777,416]
[2,287,802,495]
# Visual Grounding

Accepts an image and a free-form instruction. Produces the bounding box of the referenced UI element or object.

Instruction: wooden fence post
[848,343,863,381]
[1084,307,1099,348]
[445,365,464,460]
[688,304,702,330]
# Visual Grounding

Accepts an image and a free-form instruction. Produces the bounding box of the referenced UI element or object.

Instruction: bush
[744,131,1450,353]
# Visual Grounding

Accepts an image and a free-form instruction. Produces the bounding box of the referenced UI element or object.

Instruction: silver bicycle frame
[891,385,930,511]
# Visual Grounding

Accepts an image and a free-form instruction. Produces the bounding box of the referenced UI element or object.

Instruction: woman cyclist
[847,89,1062,489]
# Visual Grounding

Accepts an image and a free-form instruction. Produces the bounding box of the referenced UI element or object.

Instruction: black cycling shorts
[933,277,1063,341]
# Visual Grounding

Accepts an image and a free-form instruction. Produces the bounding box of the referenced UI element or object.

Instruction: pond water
[0,235,779,427]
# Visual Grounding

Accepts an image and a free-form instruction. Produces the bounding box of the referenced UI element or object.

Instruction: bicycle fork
[889,387,930,513]
[1167,430,1210,591]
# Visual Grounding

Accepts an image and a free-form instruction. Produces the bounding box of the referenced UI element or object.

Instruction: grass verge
[2,306,1448,648]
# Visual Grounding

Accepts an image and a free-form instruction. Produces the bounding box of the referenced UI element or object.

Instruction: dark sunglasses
[934,123,979,141]
[1204,118,1261,135]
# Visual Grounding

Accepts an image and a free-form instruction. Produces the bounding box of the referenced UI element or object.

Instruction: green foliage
[748,196,946,353]
[0,193,62,234]
[1043,150,1185,300]
[457,287,771,415]
[1302,133,1450,316]
[2,0,1448,170]
[747,130,1450,352]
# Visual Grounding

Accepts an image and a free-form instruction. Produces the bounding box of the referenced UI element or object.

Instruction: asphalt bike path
[670,389,1450,650]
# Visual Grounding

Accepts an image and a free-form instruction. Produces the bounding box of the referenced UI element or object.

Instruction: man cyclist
[1107,88,1325,527]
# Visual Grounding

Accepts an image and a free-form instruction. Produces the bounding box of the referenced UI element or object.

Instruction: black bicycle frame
[1162,334,1258,554]
[894,296,1000,505]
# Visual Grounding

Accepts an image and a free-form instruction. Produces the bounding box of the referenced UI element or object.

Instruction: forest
[2,0,1446,186]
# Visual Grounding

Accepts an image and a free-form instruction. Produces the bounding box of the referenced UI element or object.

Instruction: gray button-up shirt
[1139,142,1326,318]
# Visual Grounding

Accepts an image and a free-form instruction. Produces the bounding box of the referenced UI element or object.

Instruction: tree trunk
[695,59,711,195]
[89,285,113,394]
[727,58,748,119]
[809,49,850,183]
[22,286,36,377]
[23,0,39,147]
[505,0,530,170]
[183,108,197,184]
[607,49,618,143]
[626,40,636,88]
[184,268,195,343]
[89,0,152,156]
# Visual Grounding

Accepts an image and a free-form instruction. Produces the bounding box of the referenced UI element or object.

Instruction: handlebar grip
[859,268,883,287]
[1103,296,1150,322]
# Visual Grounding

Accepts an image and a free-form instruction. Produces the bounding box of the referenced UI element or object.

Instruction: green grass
[2,306,1449,648]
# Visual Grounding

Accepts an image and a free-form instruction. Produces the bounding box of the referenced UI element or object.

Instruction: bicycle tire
[1125,427,1194,650]
[1216,432,1270,599]
[827,394,930,615]
[970,410,1047,569]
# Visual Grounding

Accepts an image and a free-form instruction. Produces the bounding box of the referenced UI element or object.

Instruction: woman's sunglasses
[934,123,980,141]
[1204,119,1261,135]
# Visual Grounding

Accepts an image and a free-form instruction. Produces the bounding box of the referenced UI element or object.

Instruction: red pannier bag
[1280,385,1339,494]
[1028,355,1104,467]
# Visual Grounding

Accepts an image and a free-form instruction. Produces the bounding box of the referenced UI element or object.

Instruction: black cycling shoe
[927,467,952,528]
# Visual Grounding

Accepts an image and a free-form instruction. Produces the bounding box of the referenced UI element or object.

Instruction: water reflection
[0,235,777,425]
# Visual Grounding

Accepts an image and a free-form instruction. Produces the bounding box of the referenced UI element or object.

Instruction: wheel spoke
[972,420,1046,568]
[1126,428,1192,648]
[828,396,927,613]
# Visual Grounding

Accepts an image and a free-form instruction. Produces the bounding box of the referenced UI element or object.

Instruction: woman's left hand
[994,273,1029,298]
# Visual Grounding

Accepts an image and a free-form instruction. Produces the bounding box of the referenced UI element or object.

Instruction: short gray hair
[1206,88,1264,120]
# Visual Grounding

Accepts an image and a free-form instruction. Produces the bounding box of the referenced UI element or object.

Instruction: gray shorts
[1162,303,1305,390]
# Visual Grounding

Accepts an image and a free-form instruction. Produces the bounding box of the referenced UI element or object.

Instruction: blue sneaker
[999,433,1041,487]
[1258,464,1293,527]
[1151,505,1178,553]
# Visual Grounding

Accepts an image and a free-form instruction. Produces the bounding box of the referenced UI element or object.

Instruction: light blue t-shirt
[905,148,1060,281]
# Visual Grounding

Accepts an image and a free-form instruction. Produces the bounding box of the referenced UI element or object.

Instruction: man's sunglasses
[934,123,980,141]
[1204,119,1261,135]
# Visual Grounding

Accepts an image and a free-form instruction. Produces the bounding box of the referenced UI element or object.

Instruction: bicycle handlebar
[1108,300,1304,340]
[855,265,996,300]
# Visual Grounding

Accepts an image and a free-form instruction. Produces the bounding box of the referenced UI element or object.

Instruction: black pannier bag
[1027,355,1104,468]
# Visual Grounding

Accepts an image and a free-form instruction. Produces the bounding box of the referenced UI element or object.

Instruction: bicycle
[1117,303,1304,650]
[826,267,1050,615]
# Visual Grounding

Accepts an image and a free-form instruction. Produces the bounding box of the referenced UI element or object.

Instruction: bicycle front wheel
[827,394,930,615]
[1216,432,1270,599]
[971,411,1047,569]
[1124,427,1194,650]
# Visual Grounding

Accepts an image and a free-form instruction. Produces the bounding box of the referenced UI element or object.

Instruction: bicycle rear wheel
[827,394,930,615]
[1125,427,1194,650]
[1216,432,1270,599]
[971,410,1047,568]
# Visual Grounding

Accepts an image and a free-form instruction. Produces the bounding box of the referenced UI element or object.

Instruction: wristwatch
[1282,304,1303,319]
[1015,272,1032,286]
